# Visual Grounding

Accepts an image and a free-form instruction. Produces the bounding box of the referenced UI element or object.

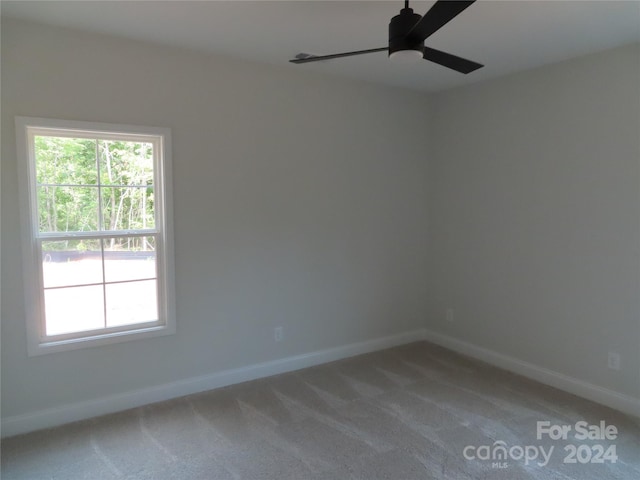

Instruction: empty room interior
[1,1,640,479]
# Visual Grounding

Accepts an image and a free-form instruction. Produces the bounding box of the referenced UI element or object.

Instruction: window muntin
[17,118,174,354]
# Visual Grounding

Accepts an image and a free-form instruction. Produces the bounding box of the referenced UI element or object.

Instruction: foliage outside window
[16,117,175,355]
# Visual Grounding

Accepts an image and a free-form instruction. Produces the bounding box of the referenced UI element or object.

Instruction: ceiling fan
[290,0,483,74]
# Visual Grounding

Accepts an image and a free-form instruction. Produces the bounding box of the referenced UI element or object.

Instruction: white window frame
[16,117,176,356]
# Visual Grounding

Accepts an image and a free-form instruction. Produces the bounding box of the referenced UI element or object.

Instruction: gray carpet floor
[2,341,639,479]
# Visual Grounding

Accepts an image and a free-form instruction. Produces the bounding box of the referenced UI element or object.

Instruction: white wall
[0,19,431,420]
[3,16,639,432]
[427,44,640,399]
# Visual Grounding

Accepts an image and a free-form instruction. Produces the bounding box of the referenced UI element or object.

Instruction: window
[16,117,175,355]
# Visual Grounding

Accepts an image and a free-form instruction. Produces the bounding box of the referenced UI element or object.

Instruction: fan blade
[290,47,387,64]
[423,47,483,73]
[407,0,476,42]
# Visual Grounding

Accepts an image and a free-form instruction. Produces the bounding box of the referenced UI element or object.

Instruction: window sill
[28,324,175,356]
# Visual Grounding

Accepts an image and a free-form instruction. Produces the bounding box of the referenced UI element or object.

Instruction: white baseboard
[4,328,638,438]
[423,328,640,418]
[1,329,426,438]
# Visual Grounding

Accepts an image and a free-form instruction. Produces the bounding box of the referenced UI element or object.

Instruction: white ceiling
[2,0,639,92]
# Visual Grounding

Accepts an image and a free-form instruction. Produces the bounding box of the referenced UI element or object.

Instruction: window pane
[37,186,99,233]
[105,280,158,327]
[101,187,155,231]
[42,239,103,288]
[35,136,97,185]
[103,236,156,283]
[98,140,153,186]
[44,285,105,335]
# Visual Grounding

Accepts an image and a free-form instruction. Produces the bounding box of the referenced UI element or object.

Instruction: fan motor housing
[388,8,424,56]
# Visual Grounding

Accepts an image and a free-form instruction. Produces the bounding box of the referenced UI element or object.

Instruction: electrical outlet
[274,326,284,342]
[607,352,621,371]
[446,308,454,323]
